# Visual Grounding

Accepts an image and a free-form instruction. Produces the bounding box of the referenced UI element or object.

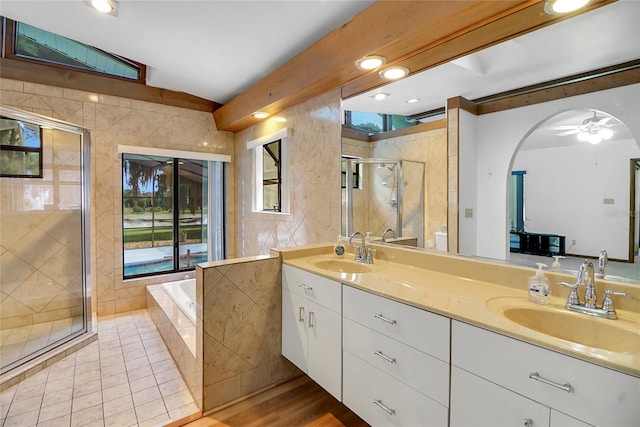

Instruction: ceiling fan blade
[596,117,612,125]
[549,125,580,130]
[556,129,581,136]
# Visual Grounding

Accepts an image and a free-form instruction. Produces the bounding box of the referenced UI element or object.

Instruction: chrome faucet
[558,259,630,319]
[349,231,374,264]
[381,228,396,242]
[598,249,608,277]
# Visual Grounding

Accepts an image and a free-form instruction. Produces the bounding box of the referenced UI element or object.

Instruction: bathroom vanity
[280,243,640,427]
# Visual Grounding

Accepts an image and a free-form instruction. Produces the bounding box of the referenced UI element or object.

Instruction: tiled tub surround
[146,283,200,410]
[0,310,198,427]
[197,254,299,412]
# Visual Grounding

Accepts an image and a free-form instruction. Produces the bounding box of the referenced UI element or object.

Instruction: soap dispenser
[334,235,345,257]
[528,263,550,305]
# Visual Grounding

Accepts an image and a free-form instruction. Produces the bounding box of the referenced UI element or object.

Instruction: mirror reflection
[341,1,640,283]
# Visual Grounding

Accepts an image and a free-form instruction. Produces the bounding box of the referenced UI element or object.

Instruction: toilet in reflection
[435,231,448,251]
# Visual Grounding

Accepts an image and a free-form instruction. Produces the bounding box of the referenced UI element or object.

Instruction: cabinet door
[307,300,342,400]
[451,367,550,427]
[282,288,308,372]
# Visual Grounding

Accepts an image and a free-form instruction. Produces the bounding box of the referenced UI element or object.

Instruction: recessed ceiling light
[253,112,269,119]
[544,0,589,15]
[88,0,119,15]
[275,117,287,123]
[379,66,409,80]
[371,93,390,101]
[356,55,387,70]
[407,98,420,104]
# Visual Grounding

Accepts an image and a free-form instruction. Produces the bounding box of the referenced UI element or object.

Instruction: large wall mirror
[341,1,640,284]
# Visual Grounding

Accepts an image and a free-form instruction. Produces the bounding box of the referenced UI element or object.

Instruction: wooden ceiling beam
[213,0,536,132]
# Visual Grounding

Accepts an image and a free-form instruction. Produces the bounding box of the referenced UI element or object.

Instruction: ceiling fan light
[356,55,387,70]
[599,128,613,140]
[587,133,602,145]
[577,131,589,142]
[544,0,590,15]
[380,66,409,80]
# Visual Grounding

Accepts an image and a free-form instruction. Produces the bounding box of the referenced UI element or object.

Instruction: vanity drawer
[452,321,640,427]
[343,318,449,407]
[343,350,448,427]
[282,265,341,310]
[343,285,450,361]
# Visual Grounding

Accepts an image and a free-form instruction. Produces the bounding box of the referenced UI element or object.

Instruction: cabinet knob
[523,418,533,427]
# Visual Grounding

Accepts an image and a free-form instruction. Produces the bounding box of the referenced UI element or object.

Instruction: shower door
[0,107,91,376]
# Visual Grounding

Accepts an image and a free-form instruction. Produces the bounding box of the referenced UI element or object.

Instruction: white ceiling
[342,0,640,117]
[0,0,375,103]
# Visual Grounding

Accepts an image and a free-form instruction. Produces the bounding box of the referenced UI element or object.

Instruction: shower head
[377,163,395,171]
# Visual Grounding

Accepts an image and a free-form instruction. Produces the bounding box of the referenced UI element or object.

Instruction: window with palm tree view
[122,153,210,278]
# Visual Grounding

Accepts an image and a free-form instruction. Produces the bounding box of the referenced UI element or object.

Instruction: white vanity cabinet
[451,321,640,427]
[281,265,342,400]
[342,285,450,426]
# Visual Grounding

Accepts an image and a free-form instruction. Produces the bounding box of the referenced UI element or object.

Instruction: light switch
[604,198,615,205]
[465,208,473,218]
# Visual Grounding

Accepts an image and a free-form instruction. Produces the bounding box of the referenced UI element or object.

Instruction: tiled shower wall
[233,90,342,257]
[0,128,84,330]
[342,125,448,246]
[0,78,235,316]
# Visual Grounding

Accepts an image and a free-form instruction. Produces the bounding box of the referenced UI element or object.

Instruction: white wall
[461,84,640,260]
[458,109,478,255]
[513,140,638,259]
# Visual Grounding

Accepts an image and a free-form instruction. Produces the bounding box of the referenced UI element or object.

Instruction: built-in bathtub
[161,278,196,325]
[146,277,200,410]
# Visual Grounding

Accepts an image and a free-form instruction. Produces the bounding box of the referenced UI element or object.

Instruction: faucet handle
[602,289,631,317]
[557,281,580,306]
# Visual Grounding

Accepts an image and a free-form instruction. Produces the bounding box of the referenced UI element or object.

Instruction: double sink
[306,255,640,360]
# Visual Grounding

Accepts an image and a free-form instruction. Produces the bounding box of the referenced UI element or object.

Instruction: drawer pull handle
[298,307,305,322]
[374,350,396,364]
[308,311,315,328]
[529,371,573,393]
[374,313,397,325]
[373,399,396,416]
[298,283,313,291]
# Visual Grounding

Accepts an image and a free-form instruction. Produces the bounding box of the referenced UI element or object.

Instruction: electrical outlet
[571,239,576,246]
[465,208,473,218]
[604,198,615,205]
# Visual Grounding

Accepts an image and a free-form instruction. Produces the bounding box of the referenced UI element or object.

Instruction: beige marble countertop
[280,244,640,377]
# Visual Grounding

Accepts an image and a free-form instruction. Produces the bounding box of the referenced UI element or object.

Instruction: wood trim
[368,119,446,142]
[341,126,369,142]
[477,65,640,114]
[447,97,478,115]
[213,0,536,132]
[341,0,616,100]
[0,58,219,112]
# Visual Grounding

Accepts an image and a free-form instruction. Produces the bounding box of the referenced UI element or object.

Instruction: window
[341,156,361,189]
[262,140,281,211]
[2,17,145,82]
[345,110,417,134]
[249,128,290,214]
[120,148,228,279]
[0,117,43,178]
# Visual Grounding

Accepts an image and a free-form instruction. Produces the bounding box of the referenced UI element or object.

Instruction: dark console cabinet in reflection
[510,231,565,256]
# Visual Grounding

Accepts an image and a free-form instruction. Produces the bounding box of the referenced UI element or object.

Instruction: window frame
[0,116,44,178]
[248,128,290,215]
[3,18,146,84]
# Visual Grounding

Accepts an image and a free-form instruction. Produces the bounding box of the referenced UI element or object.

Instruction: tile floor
[0,310,199,427]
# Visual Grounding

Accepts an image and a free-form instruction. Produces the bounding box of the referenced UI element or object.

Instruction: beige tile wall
[341,127,448,246]
[1,127,85,331]
[233,90,342,257]
[199,256,297,411]
[0,78,235,317]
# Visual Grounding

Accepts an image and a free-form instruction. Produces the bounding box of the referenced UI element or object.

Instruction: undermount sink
[487,299,640,354]
[313,259,372,274]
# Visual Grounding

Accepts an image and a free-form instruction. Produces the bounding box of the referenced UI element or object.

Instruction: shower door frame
[0,106,92,377]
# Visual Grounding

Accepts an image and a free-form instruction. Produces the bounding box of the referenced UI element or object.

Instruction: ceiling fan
[550,112,617,144]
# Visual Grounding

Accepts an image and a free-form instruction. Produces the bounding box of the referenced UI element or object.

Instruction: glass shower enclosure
[0,106,91,378]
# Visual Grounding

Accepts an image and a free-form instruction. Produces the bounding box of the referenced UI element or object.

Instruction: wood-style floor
[183,376,369,427]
